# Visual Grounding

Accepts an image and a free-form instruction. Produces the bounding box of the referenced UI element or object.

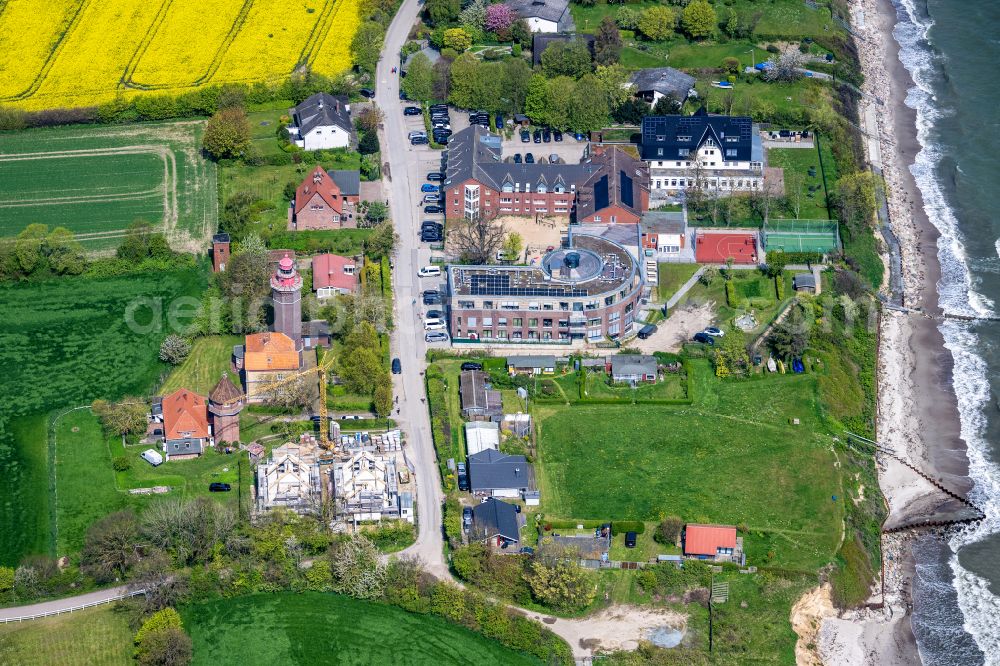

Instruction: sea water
[890,0,1000,663]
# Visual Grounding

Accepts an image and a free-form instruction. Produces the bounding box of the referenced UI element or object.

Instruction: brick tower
[212,233,231,272]
[271,253,303,347]
[208,374,244,444]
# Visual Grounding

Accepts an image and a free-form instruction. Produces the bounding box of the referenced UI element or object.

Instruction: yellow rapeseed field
[0,0,361,111]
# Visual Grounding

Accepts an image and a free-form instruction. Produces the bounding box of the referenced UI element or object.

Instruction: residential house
[312,253,358,298]
[286,93,353,150]
[683,524,744,564]
[331,450,413,524]
[303,320,332,350]
[243,332,302,403]
[465,421,500,456]
[471,498,523,550]
[467,449,534,498]
[630,68,696,107]
[531,33,594,67]
[610,354,658,384]
[161,388,211,460]
[256,442,323,512]
[641,111,764,194]
[640,211,688,258]
[575,148,650,225]
[459,370,502,420]
[508,0,573,32]
[291,166,360,230]
[507,355,557,375]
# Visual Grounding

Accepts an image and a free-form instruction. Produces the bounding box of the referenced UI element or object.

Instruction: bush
[775,275,785,299]
[134,608,183,648]
[654,516,682,545]
[112,456,132,472]
[724,281,743,307]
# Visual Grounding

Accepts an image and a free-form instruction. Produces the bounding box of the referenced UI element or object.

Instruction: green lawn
[183,592,543,665]
[0,266,205,565]
[160,335,241,396]
[0,604,133,666]
[767,145,835,220]
[0,121,216,252]
[535,360,843,570]
[678,271,791,337]
[657,263,700,302]
[247,109,289,157]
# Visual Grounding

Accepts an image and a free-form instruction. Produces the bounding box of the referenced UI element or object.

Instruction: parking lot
[499,128,589,166]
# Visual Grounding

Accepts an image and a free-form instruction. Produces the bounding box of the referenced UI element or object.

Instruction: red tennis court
[695,232,758,264]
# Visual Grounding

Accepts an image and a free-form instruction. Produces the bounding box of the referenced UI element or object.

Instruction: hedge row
[775,275,785,299]
[767,251,825,268]
[542,519,646,535]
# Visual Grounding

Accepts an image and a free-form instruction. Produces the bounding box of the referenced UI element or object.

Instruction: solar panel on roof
[620,171,634,209]
[594,175,609,212]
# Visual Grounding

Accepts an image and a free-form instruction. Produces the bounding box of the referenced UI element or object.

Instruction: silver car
[424,331,449,343]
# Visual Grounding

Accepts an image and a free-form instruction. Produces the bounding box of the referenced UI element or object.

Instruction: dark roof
[610,354,657,377]
[444,125,598,192]
[793,273,817,289]
[641,113,754,162]
[508,355,557,368]
[402,45,441,72]
[292,93,352,137]
[472,498,520,542]
[212,233,230,243]
[641,211,686,235]
[468,449,532,491]
[209,375,242,404]
[305,320,331,336]
[630,68,696,100]
[576,148,649,221]
[328,170,360,197]
[165,438,204,456]
[531,33,595,67]
[509,0,571,24]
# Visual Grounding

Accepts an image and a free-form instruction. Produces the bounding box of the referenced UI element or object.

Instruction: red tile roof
[683,524,737,557]
[294,166,343,215]
[162,388,210,441]
[312,254,358,292]
[244,333,300,372]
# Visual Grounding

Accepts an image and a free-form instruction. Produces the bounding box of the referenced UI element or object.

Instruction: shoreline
[815,0,977,663]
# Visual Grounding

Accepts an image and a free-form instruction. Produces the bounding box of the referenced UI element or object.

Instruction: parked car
[462,506,473,529]
[420,183,439,193]
[408,130,427,140]
[430,103,448,111]
[425,331,449,343]
[426,309,443,319]
[624,531,638,548]
[703,327,725,337]
[404,106,422,115]
[427,172,444,181]
[495,113,504,128]
[209,482,231,492]
[637,324,658,340]
[421,231,442,243]
[418,265,442,278]
[422,289,441,299]
[520,129,531,143]
[524,153,535,164]
[391,357,402,374]
[421,220,443,229]
[574,132,586,141]
[424,319,446,331]
[512,153,522,164]
[693,332,715,345]
[410,136,429,145]
[553,130,563,142]
[359,88,375,98]
[456,462,469,490]
[533,129,542,143]
[422,193,441,203]
[461,362,483,371]
[434,135,450,145]
[542,128,551,142]
[422,292,442,305]
[424,205,444,214]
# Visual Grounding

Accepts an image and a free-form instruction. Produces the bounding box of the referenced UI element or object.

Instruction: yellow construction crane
[222,350,338,449]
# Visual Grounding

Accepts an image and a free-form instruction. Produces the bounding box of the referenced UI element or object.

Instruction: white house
[331,450,412,524]
[465,421,500,456]
[507,0,573,33]
[640,112,764,194]
[641,211,688,258]
[287,93,353,151]
[256,443,322,513]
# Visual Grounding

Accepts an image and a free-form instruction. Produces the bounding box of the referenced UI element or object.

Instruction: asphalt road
[374,0,451,579]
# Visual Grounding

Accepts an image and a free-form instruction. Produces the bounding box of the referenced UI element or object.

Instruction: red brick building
[290,166,361,230]
[575,148,650,225]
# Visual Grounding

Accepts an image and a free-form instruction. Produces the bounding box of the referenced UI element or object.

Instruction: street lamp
[746,48,756,70]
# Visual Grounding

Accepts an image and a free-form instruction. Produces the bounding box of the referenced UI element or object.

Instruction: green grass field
[0,604,134,666]
[535,360,842,570]
[657,263,700,302]
[0,266,205,565]
[183,592,542,665]
[160,335,241,396]
[0,121,216,253]
[768,144,836,221]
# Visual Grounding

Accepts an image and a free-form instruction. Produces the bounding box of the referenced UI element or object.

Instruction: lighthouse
[271,253,303,348]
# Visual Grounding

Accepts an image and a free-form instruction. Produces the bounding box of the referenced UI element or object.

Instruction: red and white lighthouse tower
[271,253,303,347]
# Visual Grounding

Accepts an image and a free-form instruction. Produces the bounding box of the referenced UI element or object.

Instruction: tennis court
[762,219,839,253]
[695,231,759,264]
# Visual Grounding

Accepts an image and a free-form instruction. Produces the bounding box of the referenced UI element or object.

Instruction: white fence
[0,588,145,623]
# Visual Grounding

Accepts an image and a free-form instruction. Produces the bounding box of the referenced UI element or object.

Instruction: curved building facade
[446,234,643,345]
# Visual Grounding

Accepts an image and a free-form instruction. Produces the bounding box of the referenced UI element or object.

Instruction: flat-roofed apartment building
[446,233,643,345]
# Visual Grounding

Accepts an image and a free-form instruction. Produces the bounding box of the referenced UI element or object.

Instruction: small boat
[767,356,777,373]
[792,358,805,374]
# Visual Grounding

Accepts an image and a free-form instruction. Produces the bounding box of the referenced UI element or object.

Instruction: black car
[410,136,429,145]
[421,220,443,229]
[456,462,469,491]
[433,128,453,137]
[512,153,522,164]
[391,357,401,374]
[422,293,442,305]
[424,205,443,214]
[525,152,534,164]
[461,362,483,371]
[624,531,638,548]
[637,324,657,340]
[404,106,422,115]
[553,130,563,142]
[427,172,444,181]
[430,103,448,111]
[495,113,504,128]
[533,129,542,143]
[359,88,375,99]
[542,128,551,142]
[422,290,441,298]
[426,309,443,319]
[462,506,473,529]
[421,229,442,240]
[209,482,231,492]
[693,332,716,345]
[434,135,450,145]
[520,129,530,143]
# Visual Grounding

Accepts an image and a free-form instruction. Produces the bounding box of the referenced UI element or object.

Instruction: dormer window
[553,185,564,193]
[678,148,689,157]
[502,182,513,192]
[537,183,547,193]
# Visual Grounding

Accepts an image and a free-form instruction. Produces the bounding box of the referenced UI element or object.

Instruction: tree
[351,21,385,72]
[136,626,192,666]
[46,226,87,275]
[724,8,740,37]
[92,397,148,436]
[544,76,576,129]
[541,39,592,78]
[159,335,191,365]
[443,27,472,53]
[594,64,633,112]
[219,191,258,239]
[699,266,719,286]
[501,58,534,114]
[451,216,507,264]
[637,6,675,41]
[118,220,172,262]
[722,56,741,74]
[524,75,549,124]
[426,0,461,25]
[448,53,479,109]
[220,233,271,332]
[141,498,235,566]
[835,171,880,232]
[485,3,517,35]
[263,374,313,409]
[358,131,380,155]
[135,608,183,646]
[615,6,640,30]
[355,104,385,135]
[713,327,749,378]
[652,93,682,115]
[525,546,597,611]
[81,510,141,583]
[594,17,622,66]
[374,380,393,418]
[202,108,251,159]
[361,200,389,227]
[402,53,434,102]
[769,304,810,357]
[460,0,488,31]
[654,516,683,545]
[0,566,14,593]
[329,534,386,599]
[510,19,532,46]
[681,0,717,39]
[503,232,524,261]
[613,97,648,124]
[570,74,610,131]
[432,58,452,101]
[14,223,46,274]
[365,220,398,258]
[762,51,805,82]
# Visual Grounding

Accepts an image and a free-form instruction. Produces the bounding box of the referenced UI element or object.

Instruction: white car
[703,327,725,337]
[425,331,449,343]
[408,130,427,140]
[424,319,446,331]
[418,265,441,278]
[422,193,441,203]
